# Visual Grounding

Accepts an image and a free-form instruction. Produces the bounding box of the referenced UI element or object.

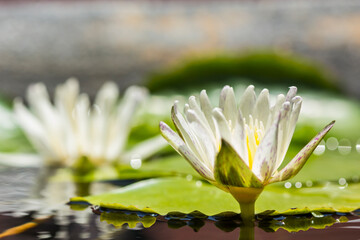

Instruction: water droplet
[38,231,51,239]
[196,181,202,187]
[314,140,326,155]
[338,138,352,155]
[186,175,193,181]
[305,180,313,187]
[326,137,339,151]
[130,155,142,169]
[356,138,360,153]
[339,178,347,185]
[295,182,302,188]
[284,182,292,189]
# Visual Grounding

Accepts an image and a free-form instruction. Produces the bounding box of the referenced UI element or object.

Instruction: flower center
[245,116,265,169]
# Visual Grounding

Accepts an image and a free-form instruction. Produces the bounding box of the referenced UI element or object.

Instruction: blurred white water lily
[14,78,166,168]
[160,85,334,222]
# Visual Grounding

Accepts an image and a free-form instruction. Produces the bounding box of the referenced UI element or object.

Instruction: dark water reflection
[2,210,360,240]
[1,167,360,239]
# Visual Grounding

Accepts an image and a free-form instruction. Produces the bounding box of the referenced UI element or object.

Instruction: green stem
[239,225,255,240]
[240,202,255,226]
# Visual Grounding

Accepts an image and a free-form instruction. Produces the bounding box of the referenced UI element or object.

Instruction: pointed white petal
[199,90,219,143]
[274,102,291,169]
[26,83,66,159]
[188,95,217,141]
[231,109,248,163]
[285,86,297,101]
[188,96,207,125]
[275,97,302,170]
[73,94,90,156]
[212,108,232,145]
[253,88,270,128]
[104,86,147,160]
[160,122,214,180]
[268,94,285,129]
[219,86,237,126]
[252,113,280,183]
[171,102,205,162]
[94,82,119,113]
[269,121,335,183]
[185,109,217,168]
[14,99,56,160]
[239,85,256,122]
[54,79,80,164]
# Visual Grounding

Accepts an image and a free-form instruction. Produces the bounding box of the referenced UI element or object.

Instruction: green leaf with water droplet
[70,177,360,216]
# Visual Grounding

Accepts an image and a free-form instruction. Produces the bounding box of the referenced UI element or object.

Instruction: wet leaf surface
[70,177,360,216]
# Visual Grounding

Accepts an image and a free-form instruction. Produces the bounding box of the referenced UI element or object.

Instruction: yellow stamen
[254,129,260,146]
[246,135,253,169]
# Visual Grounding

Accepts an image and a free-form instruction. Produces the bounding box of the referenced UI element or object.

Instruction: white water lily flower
[14,78,166,167]
[160,85,334,222]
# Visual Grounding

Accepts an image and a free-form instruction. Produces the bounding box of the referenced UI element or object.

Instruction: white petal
[286,86,297,101]
[104,86,147,160]
[73,94,90,156]
[54,78,79,117]
[188,95,217,141]
[200,90,219,143]
[269,121,335,183]
[212,108,232,145]
[188,96,207,125]
[14,99,53,158]
[253,88,270,128]
[274,102,291,170]
[219,86,237,126]
[268,94,285,130]
[185,109,217,168]
[239,85,256,122]
[94,82,119,113]
[160,122,214,180]
[171,102,207,162]
[54,79,80,164]
[26,84,66,160]
[231,109,248,163]
[252,114,279,182]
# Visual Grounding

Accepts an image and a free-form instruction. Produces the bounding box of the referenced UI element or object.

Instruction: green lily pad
[70,177,360,216]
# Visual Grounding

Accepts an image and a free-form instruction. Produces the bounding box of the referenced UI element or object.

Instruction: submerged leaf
[100,212,156,229]
[259,215,340,233]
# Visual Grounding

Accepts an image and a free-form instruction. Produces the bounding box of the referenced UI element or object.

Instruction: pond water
[1,167,360,240]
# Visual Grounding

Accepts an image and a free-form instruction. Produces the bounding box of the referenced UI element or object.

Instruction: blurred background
[0,0,360,98]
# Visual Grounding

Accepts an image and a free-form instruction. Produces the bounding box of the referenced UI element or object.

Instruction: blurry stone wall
[0,0,360,98]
